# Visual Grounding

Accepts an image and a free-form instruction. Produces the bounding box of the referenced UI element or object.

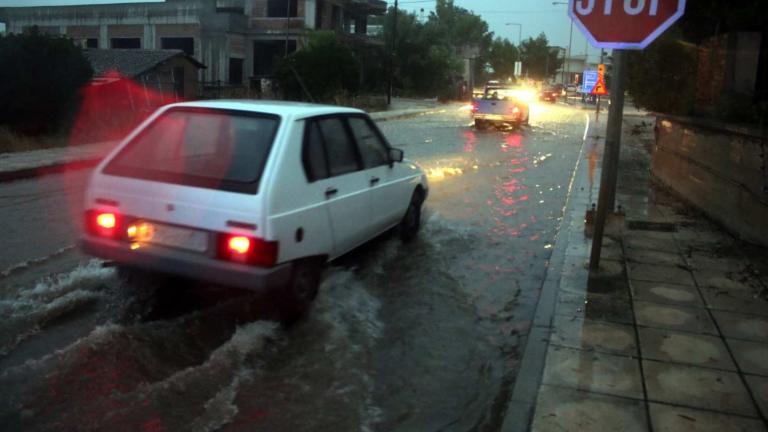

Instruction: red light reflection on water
[490,131,537,238]
[463,130,477,153]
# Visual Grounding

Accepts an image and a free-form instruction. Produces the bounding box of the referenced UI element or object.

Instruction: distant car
[539,86,560,103]
[550,83,566,96]
[472,83,531,129]
[81,100,429,321]
[566,84,578,93]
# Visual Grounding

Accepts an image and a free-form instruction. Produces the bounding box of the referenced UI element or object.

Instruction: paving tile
[649,403,765,432]
[625,235,679,253]
[531,385,648,432]
[639,328,736,371]
[686,254,748,272]
[628,263,695,285]
[700,285,768,317]
[728,339,768,376]
[631,280,704,307]
[634,301,718,335]
[551,315,637,356]
[643,360,756,416]
[542,346,643,399]
[556,290,633,326]
[694,270,764,292]
[626,249,686,266]
[745,375,768,419]
[712,311,768,343]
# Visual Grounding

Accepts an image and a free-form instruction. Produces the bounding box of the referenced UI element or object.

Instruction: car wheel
[277,260,322,325]
[474,119,486,129]
[400,190,424,242]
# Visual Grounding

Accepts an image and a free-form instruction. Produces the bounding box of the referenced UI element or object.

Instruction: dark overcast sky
[0,0,598,60]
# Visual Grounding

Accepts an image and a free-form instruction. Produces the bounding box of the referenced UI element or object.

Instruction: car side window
[317,117,361,177]
[302,120,329,182]
[347,116,389,169]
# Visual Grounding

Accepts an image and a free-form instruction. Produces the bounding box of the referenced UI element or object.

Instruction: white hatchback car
[81,100,428,319]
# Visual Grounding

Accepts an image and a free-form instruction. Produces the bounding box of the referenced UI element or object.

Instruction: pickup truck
[471,84,530,129]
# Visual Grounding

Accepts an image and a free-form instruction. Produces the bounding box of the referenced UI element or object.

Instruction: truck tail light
[218,234,278,267]
[86,210,123,239]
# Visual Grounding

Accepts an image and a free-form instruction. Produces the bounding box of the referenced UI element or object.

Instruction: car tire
[277,260,322,325]
[400,190,424,242]
[474,119,486,129]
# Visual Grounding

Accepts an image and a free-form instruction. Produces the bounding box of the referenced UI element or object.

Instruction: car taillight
[471,103,478,112]
[218,234,278,267]
[512,106,521,115]
[86,210,123,239]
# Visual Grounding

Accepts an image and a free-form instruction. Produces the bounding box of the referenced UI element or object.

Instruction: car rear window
[103,108,279,194]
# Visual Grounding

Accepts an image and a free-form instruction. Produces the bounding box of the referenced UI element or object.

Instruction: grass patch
[0,127,69,154]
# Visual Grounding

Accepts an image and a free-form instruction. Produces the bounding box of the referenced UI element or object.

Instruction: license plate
[131,222,208,253]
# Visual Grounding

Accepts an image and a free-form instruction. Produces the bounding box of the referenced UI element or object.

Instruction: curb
[0,157,102,184]
[370,108,438,122]
[500,124,592,432]
[0,108,437,184]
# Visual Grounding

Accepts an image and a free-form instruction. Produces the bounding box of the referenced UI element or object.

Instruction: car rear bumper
[474,113,522,122]
[81,236,293,291]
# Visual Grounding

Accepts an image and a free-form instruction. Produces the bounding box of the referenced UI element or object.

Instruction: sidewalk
[506,113,768,431]
[0,98,439,183]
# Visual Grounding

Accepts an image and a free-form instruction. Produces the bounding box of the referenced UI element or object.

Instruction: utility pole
[565,18,573,85]
[387,0,398,106]
[589,49,627,271]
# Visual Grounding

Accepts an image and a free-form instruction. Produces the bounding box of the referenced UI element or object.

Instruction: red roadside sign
[569,0,687,49]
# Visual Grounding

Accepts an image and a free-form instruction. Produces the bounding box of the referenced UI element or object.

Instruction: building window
[267,0,298,18]
[253,40,297,76]
[86,38,98,48]
[161,37,194,56]
[111,38,141,49]
[229,58,244,85]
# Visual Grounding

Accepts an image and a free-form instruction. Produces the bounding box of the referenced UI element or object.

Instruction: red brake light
[228,236,252,255]
[86,210,122,238]
[97,213,116,229]
[512,106,521,115]
[219,234,278,267]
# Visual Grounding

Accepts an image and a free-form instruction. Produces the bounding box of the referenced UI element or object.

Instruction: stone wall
[652,115,768,246]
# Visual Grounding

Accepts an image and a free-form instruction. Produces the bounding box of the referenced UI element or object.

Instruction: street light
[504,22,522,46]
[552,2,573,85]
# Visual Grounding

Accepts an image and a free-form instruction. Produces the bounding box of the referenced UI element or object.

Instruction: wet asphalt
[0,102,590,431]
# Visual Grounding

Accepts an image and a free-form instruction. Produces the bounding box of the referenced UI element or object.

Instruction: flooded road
[0,102,589,431]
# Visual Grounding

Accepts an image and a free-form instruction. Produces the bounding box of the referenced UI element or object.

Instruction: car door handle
[370,177,380,186]
[325,187,338,198]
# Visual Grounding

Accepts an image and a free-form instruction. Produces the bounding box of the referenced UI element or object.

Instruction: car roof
[163,100,365,119]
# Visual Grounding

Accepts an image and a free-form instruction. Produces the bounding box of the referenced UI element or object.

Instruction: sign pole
[589,49,627,271]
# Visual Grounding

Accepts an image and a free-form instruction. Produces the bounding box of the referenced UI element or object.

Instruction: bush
[276,32,360,102]
[0,28,93,135]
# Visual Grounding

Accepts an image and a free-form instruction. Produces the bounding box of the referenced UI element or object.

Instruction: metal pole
[589,49,627,271]
[595,49,606,122]
[387,0,398,106]
[565,19,573,85]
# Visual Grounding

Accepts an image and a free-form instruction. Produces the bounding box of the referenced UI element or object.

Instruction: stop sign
[569,0,687,49]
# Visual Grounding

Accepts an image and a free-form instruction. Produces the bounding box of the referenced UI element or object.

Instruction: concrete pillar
[143,24,155,49]
[99,24,108,48]
[304,0,317,29]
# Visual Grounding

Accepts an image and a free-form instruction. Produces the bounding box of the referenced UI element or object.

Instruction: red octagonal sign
[569,0,687,49]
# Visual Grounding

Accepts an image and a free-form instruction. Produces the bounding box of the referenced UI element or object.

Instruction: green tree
[626,30,698,115]
[383,7,462,99]
[276,31,360,102]
[519,33,562,80]
[488,37,520,80]
[0,28,93,135]
[626,0,768,120]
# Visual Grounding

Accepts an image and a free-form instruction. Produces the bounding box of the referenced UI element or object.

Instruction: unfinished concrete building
[0,0,386,87]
